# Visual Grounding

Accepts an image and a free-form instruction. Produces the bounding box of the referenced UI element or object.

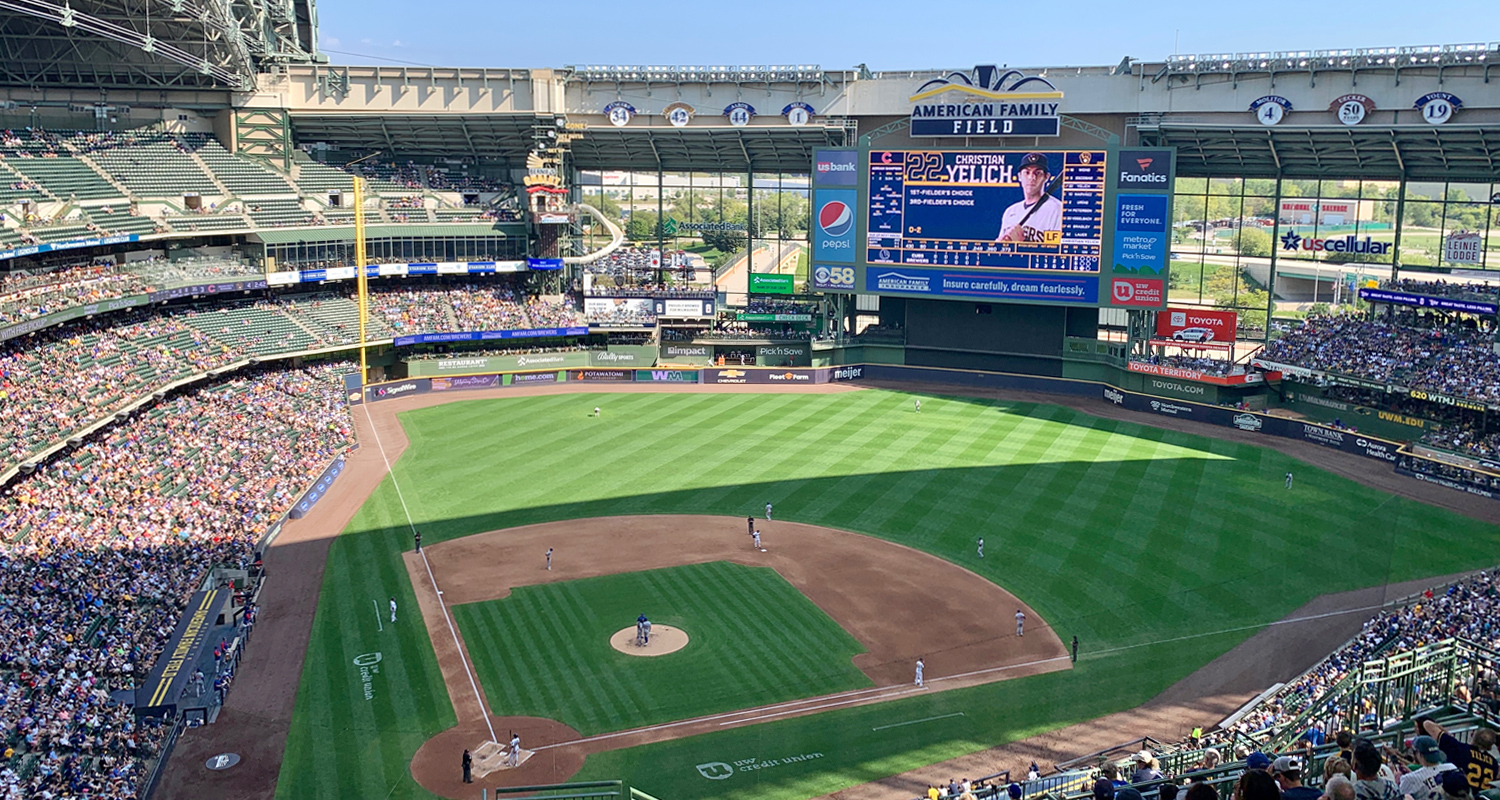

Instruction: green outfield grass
[274,390,1500,800]
[454,562,871,735]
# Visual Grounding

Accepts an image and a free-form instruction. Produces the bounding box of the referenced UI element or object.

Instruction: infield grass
[275,390,1500,800]
[454,562,870,735]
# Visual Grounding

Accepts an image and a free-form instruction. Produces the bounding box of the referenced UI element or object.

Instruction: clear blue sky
[314,0,1497,71]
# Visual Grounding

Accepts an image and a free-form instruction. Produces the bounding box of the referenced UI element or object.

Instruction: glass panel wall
[1172,176,1500,339]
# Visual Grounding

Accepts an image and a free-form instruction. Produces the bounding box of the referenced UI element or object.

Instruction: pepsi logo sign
[818,201,853,236]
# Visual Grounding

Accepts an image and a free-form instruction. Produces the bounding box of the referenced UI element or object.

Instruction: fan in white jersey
[997,152,1063,244]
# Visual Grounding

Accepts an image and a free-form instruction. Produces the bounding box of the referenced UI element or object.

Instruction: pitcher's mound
[609,625,689,656]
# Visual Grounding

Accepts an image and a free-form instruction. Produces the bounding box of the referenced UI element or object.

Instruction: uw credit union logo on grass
[697,762,734,780]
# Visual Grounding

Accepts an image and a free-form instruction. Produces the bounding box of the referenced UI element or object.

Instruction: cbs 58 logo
[814,266,855,288]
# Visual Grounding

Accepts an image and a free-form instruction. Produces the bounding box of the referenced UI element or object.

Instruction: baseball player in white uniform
[914,657,925,687]
[765,502,773,520]
[389,596,397,623]
[997,153,1063,244]
[509,732,521,766]
[1015,610,1026,637]
[915,399,921,413]
[752,529,762,550]
[977,537,984,558]
[546,547,553,570]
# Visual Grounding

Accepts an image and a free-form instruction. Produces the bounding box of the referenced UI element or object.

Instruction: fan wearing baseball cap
[996,152,1062,244]
[1399,736,1460,800]
[1274,756,1322,800]
[1417,717,1497,795]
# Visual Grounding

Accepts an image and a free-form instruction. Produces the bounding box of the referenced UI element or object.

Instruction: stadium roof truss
[290,113,854,173]
[1140,124,1500,181]
[0,0,319,90]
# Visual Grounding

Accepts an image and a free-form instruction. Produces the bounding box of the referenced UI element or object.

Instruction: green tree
[1235,227,1272,258]
[625,210,659,242]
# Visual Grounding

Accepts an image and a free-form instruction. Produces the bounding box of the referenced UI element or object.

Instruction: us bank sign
[909,65,1062,137]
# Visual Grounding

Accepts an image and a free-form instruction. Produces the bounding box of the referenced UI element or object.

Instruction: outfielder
[389,596,397,623]
[594,406,601,417]
[996,153,1063,244]
[1285,471,1294,489]
[977,537,984,558]
[914,657,925,688]
[1015,609,1025,637]
[915,399,921,413]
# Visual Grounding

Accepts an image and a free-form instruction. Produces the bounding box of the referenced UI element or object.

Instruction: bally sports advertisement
[807,68,1171,308]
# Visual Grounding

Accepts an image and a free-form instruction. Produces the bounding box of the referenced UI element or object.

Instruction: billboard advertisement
[431,375,501,391]
[813,190,858,264]
[749,273,796,294]
[635,368,699,382]
[568,369,634,381]
[1151,308,1237,351]
[656,298,714,318]
[584,297,656,327]
[813,150,859,186]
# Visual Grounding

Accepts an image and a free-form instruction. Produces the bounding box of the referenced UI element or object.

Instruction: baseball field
[269,387,1500,800]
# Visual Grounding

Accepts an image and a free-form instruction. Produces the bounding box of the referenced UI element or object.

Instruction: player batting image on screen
[997,152,1063,244]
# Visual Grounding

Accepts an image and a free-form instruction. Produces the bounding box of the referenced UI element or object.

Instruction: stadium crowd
[1130,355,1243,377]
[1381,279,1500,304]
[367,281,578,334]
[0,362,355,800]
[1259,314,1500,402]
[0,265,151,326]
[1208,569,1498,745]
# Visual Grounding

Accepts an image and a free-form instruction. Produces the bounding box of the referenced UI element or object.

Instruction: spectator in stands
[1130,752,1163,783]
[1235,771,1283,800]
[1401,736,1461,800]
[1274,756,1321,800]
[1323,777,1356,800]
[1353,740,1400,800]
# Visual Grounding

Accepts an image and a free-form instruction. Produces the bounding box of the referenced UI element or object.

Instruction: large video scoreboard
[810,146,1174,308]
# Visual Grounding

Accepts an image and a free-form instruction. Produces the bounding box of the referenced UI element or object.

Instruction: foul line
[534,652,1071,751]
[361,404,497,743]
[374,599,383,632]
[873,711,966,731]
[1082,602,1393,659]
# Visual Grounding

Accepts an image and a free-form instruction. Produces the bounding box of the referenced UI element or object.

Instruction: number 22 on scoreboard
[903,152,944,181]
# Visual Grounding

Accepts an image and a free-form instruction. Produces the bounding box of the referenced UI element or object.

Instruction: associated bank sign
[908,65,1062,137]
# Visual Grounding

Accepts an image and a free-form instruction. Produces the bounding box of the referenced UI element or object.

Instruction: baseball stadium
[0,4,1499,800]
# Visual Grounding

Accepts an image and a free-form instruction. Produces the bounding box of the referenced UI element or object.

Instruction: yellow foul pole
[353,175,369,385]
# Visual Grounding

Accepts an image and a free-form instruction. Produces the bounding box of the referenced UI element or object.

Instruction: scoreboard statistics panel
[866,149,1106,273]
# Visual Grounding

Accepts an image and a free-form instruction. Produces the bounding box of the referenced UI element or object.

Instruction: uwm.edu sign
[1151,308,1238,352]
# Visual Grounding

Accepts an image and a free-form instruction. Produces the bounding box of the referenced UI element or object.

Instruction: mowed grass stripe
[454,562,869,735]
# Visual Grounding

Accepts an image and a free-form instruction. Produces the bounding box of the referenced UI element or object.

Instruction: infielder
[914,657,925,688]
[545,547,553,570]
[765,502,773,520]
[752,529,763,550]
[389,596,398,623]
[977,537,984,558]
[508,732,520,766]
[1285,471,1294,489]
[1015,609,1025,637]
[996,153,1063,244]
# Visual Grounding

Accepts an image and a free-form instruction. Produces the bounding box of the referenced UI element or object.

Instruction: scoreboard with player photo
[865,149,1106,273]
